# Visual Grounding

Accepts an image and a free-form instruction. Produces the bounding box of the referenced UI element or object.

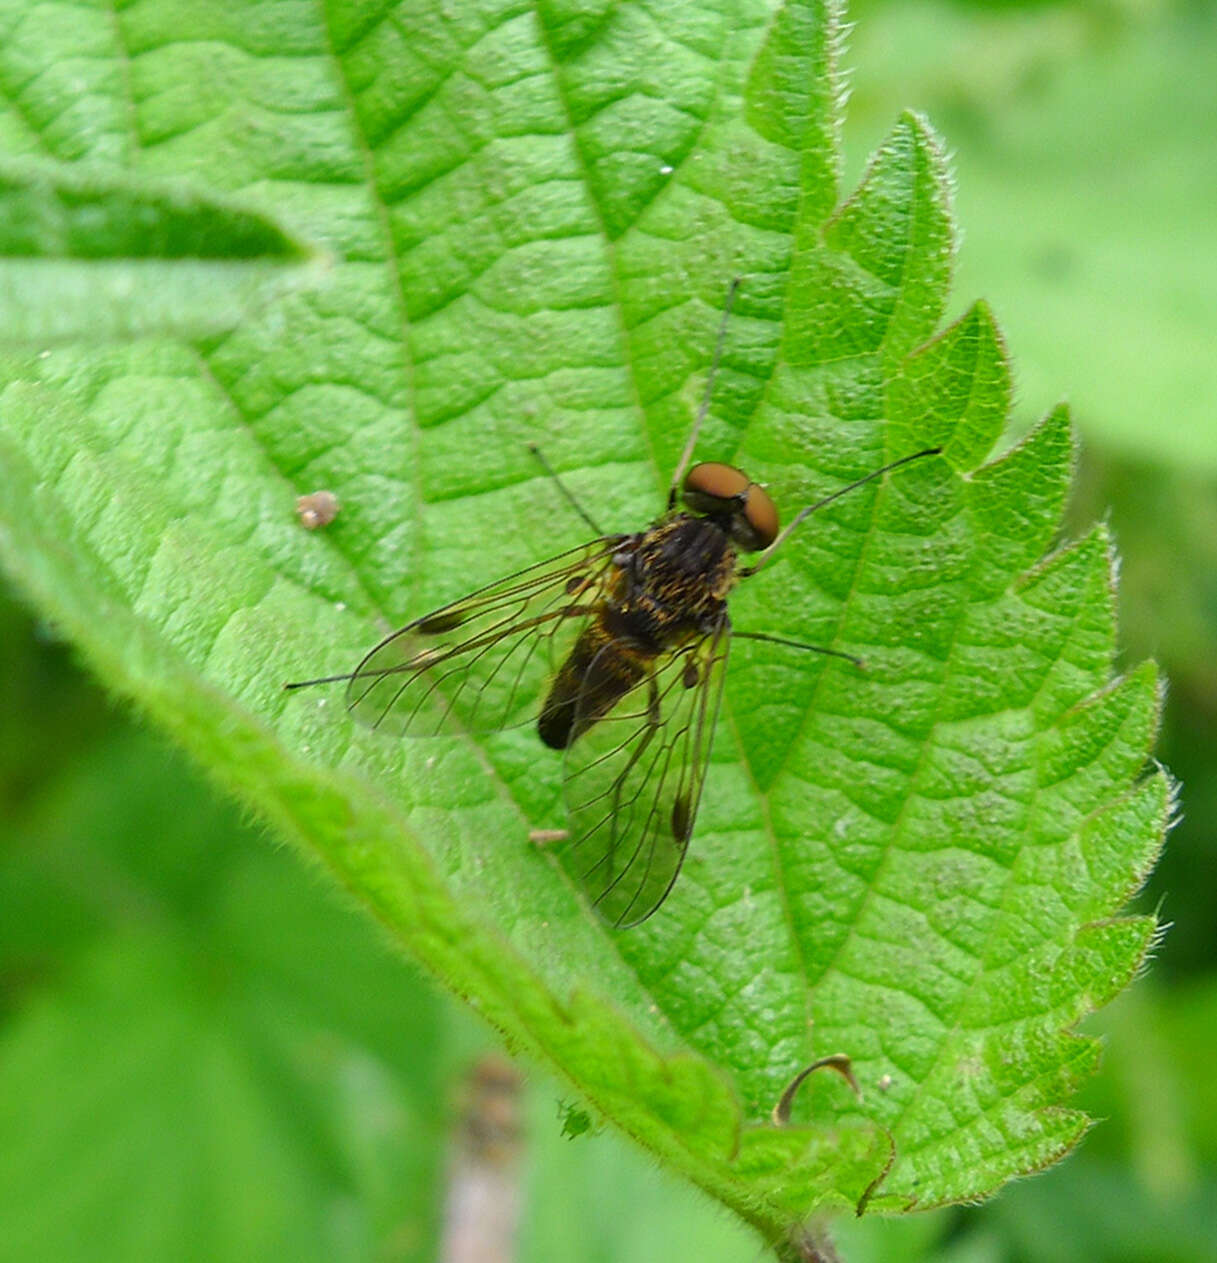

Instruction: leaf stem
[774,1224,842,1263]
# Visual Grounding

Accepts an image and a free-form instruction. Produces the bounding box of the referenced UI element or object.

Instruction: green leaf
[0,158,320,343]
[0,0,1166,1247]
[0,728,450,1263]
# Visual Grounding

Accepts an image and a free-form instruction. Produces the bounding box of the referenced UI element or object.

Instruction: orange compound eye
[682,462,780,552]
[684,462,750,502]
[740,481,778,551]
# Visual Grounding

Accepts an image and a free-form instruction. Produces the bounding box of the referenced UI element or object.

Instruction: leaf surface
[0,0,1166,1239]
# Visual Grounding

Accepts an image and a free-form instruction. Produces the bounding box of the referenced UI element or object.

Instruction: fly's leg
[526,443,605,536]
[733,630,866,668]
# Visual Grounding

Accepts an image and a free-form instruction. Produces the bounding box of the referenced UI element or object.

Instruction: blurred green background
[2,0,1214,1258]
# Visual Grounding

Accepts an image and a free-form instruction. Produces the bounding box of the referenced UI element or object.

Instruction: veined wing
[560,617,730,928]
[347,537,625,736]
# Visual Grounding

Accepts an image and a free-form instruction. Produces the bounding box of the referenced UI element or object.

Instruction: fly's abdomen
[538,623,648,750]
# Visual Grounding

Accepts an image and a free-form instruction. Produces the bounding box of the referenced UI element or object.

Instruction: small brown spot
[670,793,693,843]
[682,661,700,689]
[565,573,587,594]
[416,609,468,634]
[295,490,340,529]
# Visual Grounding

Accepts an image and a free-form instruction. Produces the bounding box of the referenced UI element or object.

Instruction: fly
[287,282,942,927]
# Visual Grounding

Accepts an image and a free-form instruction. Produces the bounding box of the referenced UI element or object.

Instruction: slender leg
[526,443,605,536]
[733,630,866,669]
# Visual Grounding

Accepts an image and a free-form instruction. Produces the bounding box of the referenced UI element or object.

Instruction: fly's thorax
[607,515,735,649]
[640,514,737,597]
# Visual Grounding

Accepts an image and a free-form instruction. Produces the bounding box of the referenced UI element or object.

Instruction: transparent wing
[560,618,730,928]
[346,537,624,736]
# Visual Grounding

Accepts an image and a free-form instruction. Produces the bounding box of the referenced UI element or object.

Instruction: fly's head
[681,463,778,554]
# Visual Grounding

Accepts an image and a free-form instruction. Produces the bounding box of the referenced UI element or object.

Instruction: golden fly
[287,282,941,927]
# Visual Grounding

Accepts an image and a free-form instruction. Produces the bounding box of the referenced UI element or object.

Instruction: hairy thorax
[606,514,737,652]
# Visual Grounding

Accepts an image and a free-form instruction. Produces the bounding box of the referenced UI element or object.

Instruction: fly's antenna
[668,277,741,510]
[741,446,943,576]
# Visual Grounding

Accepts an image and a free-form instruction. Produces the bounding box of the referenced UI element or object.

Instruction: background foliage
[1,0,1212,1259]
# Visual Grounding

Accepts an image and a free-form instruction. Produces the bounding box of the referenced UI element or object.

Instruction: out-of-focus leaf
[0,727,448,1262]
[845,1,1217,470]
